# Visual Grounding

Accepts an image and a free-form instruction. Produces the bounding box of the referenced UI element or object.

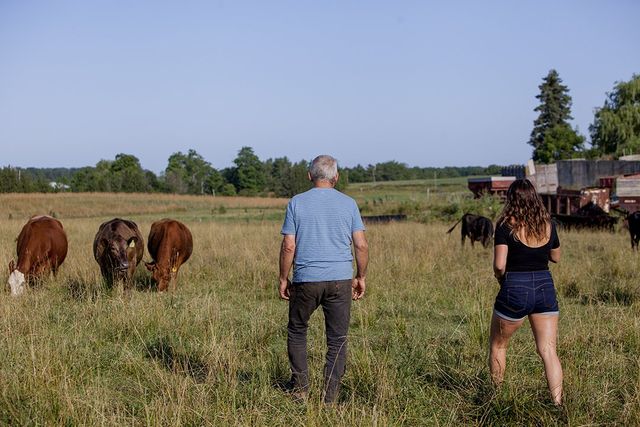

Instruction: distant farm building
[49,182,70,191]
[468,158,640,218]
[467,176,515,198]
[614,174,640,213]
[527,159,640,214]
[467,165,526,199]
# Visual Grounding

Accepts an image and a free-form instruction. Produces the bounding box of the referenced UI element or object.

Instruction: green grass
[0,193,639,425]
[347,175,480,188]
[343,176,497,220]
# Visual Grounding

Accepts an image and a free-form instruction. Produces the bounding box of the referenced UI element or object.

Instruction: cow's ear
[144,261,155,271]
[95,238,108,260]
[8,260,15,273]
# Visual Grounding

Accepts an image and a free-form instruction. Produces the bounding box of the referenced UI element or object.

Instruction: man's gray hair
[309,155,339,183]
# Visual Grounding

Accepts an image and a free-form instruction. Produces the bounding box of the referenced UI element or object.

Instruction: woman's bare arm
[493,244,508,283]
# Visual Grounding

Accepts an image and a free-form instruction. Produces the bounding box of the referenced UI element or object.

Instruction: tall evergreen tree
[590,74,640,157]
[529,70,583,162]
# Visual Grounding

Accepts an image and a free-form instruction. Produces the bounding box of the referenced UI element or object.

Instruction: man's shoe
[323,379,341,404]
[283,380,309,402]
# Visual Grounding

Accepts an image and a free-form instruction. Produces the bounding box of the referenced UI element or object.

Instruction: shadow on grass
[66,278,107,302]
[270,361,293,392]
[65,269,158,299]
[144,337,209,383]
[133,271,157,292]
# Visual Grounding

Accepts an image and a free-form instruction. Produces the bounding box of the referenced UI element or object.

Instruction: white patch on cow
[7,270,26,296]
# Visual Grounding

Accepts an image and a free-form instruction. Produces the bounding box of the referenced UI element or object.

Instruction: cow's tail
[446,217,463,234]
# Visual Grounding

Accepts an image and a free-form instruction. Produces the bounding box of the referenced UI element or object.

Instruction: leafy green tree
[267,157,288,196]
[24,167,79,182]
[335,167,348,192]
[376,161,412,181]
[529,70,582,162]
[534,124,585,163]
[110,153,150,192]
[145,170,163,192]
[229,146,266,195]
[0,167,51,193]
[0,167,21,192]
[286,160,312,196]
[590,74,640,156]
[72,160,114,192]
[70,167,95,192]
[70,155,156,193]
[219,183,237,196]
[205,169,225,196]
[93,160,114,191]
[346,164,369,183]
[164,149,224,195]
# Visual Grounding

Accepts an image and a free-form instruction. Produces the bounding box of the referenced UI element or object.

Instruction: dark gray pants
[287,279,352,402]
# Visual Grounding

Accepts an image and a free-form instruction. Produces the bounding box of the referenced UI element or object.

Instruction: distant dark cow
[552,213,618,232]
[7,215,68,296]
[93,218,144,286]
[447,213,494,248]
[628,211,640,250]
[144,219,193,292]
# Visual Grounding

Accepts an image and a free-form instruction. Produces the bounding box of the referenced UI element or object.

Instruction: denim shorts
[494,270,559,321]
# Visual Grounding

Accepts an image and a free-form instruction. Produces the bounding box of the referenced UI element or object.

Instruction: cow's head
[7,260,26,296]
[100,237,138,280]
[144,256,179,292]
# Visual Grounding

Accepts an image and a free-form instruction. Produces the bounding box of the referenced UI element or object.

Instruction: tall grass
[0,196,639,424]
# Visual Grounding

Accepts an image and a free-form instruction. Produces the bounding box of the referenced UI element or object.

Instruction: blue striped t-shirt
[281,188,365,283]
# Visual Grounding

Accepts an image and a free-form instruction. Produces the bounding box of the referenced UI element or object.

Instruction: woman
[489,179,563,405]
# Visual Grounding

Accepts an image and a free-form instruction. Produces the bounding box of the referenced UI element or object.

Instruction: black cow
[628,211,640,250]
[447,213,494,248]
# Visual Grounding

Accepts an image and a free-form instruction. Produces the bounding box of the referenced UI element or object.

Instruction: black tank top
[494,221,560,272]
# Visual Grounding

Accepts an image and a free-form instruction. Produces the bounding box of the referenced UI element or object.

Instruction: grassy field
[1,192,639,425]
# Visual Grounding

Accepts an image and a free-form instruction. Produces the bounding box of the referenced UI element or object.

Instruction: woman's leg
[529,313,563,405]
[489,313,525,386]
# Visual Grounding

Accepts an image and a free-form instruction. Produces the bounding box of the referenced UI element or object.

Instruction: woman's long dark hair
[497,179,551,243]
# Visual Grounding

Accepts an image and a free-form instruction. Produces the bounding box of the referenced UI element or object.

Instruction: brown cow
[7,215,68,296]
[144,219,193,292]
[93,218,144,287]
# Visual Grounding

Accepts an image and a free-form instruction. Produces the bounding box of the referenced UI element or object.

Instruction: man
[279,154,369,404]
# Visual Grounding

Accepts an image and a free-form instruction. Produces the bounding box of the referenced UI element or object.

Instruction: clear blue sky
[1,0,639,172]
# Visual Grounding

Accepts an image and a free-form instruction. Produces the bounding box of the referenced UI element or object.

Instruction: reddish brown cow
[145,219,193,292]
[7,215,68,296]
[93,218,144,287]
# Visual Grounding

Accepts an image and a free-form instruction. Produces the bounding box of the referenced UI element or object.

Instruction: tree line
[3,73,637,194]
[0,148,505,196]
[528,71,640,163]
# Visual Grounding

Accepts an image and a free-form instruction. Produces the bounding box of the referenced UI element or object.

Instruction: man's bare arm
[279,234,296,300]
[352,230,368,300]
